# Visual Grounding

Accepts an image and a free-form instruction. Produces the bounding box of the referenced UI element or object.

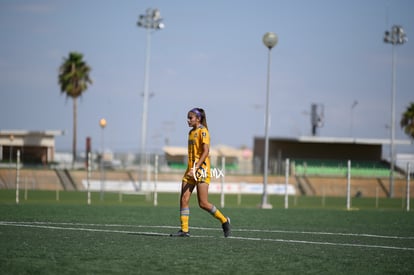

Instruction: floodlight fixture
[137,8,164,188]
[260,32,278,209]
[383,25,407,198]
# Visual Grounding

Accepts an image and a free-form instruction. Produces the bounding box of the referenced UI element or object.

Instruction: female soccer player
[170,108,231,237]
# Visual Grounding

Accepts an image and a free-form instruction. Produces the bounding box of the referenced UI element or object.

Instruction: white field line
[226,236,414,251]
[0,221,413,252]
[232,228,414,240]
[0,221,170,237]
[2,221,413,240]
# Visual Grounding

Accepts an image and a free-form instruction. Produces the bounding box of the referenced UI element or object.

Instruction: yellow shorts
[182,167,211,184]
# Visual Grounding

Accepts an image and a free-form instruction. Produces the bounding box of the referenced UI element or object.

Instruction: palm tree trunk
[72,97,77,168]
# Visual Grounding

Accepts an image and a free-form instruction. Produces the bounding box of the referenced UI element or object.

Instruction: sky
[1,0,414,157]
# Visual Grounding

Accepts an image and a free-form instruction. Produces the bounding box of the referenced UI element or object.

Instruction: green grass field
[1,190,413,274]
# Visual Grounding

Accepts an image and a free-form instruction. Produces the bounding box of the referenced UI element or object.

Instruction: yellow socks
[180,208,190,232]
[209,205,227,224]
[181,206,227,233]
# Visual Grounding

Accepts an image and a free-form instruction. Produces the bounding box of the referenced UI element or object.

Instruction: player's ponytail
[190,107,208,130]
[198,108,208,130]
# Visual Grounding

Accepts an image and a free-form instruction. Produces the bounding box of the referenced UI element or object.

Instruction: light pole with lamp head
[137,8,164,189]
[350,100,358,137]
[383,25,407,198]
[260,32,278,209]
[99,118,107,201]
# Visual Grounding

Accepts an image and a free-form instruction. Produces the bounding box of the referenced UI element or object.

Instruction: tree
[400,102,414,140]
[58,52,92,166]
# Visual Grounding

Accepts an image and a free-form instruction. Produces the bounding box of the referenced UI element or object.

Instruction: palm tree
[400,102,414,140]
[58,52,92,167]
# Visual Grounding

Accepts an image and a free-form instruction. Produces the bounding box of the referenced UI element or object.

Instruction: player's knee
[181,199,189,208]
[180,195,190,206]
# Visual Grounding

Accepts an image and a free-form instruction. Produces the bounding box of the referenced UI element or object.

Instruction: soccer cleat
[170,230,190,237]
[222,217,231,237]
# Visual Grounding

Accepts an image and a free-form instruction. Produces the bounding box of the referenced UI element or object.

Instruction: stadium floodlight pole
[260,32,278,209]
[137,8,164,189]
[384,25,407,198]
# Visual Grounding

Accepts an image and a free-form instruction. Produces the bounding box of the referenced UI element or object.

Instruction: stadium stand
[69,170,140,191]
[0,168,412,198]
[0,169,63,191]
[55,169,76,191]
[293,159,393,178]
[302,177,382,197]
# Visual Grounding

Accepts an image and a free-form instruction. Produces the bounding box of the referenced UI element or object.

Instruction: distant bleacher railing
[293,159,391,177]
[167,162,238,171]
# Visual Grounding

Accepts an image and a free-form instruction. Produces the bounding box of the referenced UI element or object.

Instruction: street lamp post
[9,135,14,186]
[99,118,107,201]
[9,135,14,164]
[137,8,164,189]
[350,100,358,137]
[260,32,278,209]
[384,25,407,198]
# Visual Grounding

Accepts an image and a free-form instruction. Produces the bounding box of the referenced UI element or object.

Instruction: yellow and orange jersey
[184,125,211,183]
